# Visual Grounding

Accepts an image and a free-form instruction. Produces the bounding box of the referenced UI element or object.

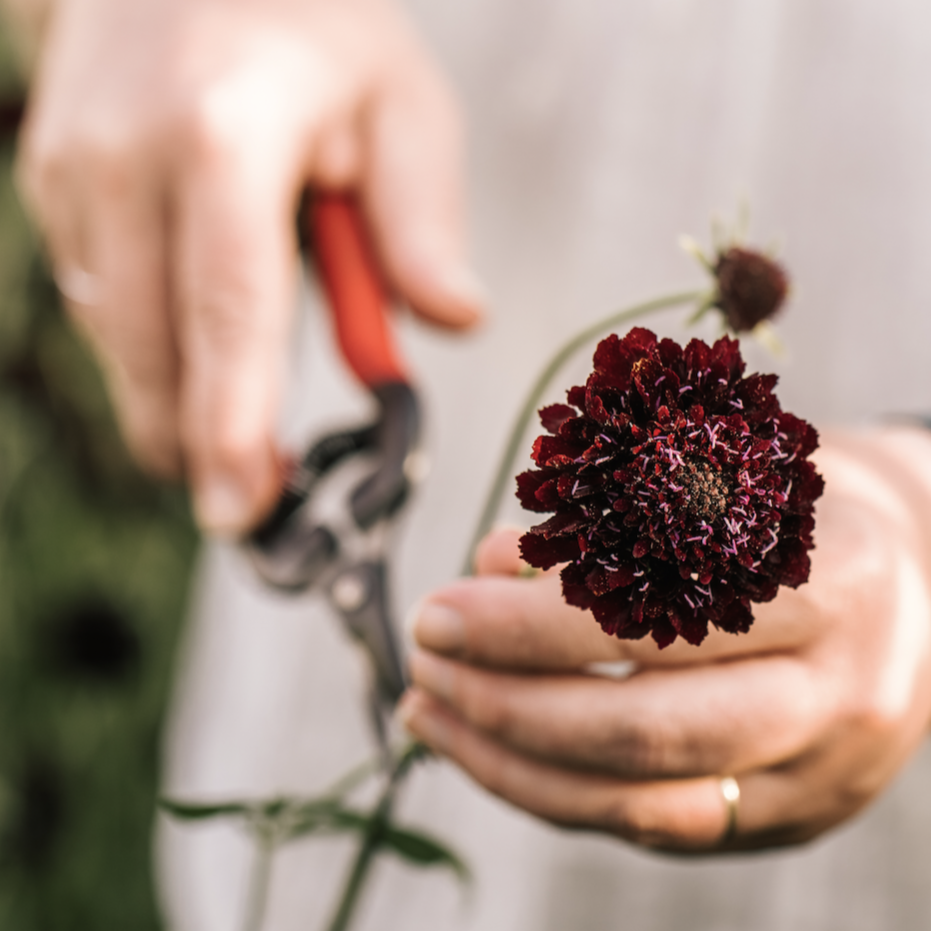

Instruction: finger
[474,526,530,576]
[15,98,69,244]
[311,116,363,190]
[173,116,297,534]
[76,160,181,477]
[17,120,88,292]
[468,527,792,665]
[411,568,818,670]
[417,475,891,670]
[363,59,485,330]
[408,649,829,779]
[18,122,182,477]
[400,689,733,851]
[402,688,866,851]
[412,572,624,668]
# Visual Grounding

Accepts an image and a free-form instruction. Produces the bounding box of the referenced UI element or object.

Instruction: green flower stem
[325,745,423,931]
[460,288,706,575]
[322,798,390,931]
[320,753,384,802]
[241,832,277,931]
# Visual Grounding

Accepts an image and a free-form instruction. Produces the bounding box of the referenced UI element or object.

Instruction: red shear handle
[306,193,408,387]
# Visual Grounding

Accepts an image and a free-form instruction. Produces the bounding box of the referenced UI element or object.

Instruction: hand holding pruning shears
[16,0,484,535]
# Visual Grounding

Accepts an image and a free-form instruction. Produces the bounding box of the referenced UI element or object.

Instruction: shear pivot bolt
[332,571,368,612]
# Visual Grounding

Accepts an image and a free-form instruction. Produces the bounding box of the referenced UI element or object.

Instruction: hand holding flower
[402,426,931,851]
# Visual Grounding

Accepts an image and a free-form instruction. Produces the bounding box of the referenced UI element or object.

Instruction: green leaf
[326,808,372,832]
[260,797,288,819]
[286,742,431,840]
[282,786,470,886]
[293,798,341,820]
[282,799,346,839]
[381,826,470,882]
[158,797,251,821]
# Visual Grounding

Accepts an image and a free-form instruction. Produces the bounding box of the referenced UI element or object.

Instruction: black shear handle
[350,381,420,529]
[246,382,420,593]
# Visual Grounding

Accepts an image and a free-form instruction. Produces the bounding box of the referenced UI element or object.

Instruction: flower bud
[713,247,788,332]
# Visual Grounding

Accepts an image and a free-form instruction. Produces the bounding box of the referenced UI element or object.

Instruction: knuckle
[825,649,911,742]
[603,794,669,847]
[84,137,140,200]
[202,423,261,473]
[507,606,545,663]
[460,681,516,738]
[193,297,272,370]
[835,776,879,816]
[18,138,55,189]
[604,789,720,852]
[20,109,63,164]
[122,417,183,479]
[810,497,894,618]
[181,87,250,164]
[195,293,253,348]
[474,745,545,814]
[20,107,150,206]
[605,719,677,776]
[18,134,67,211]
[180,386,265,476]
[844,686,903,738]
[313,124,361,187]
[473,750,513,801]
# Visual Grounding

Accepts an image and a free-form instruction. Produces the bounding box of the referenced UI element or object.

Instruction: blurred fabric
[0,33,198,930]
[158,1,931,929]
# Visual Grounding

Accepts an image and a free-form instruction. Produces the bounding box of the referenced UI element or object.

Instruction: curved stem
[323,807,386,931]
[324,745,422,931]
[460,289,705,575]
[241,834,276,931]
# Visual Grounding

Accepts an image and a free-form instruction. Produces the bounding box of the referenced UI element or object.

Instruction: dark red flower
[517,328,823,648]
[714,247,788,332]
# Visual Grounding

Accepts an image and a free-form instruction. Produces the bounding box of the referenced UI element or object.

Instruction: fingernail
[194,476,254,536]
[408,650,455,702]
[438,264,488,323]
[413,601,465,654]
[404,598,424,638]
[397,690,449,752]
[397,691,419,734]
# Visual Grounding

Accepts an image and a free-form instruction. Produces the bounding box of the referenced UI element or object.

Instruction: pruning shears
[246,193,420,745]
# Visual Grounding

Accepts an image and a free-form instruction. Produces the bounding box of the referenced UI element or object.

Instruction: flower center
[682,460,731,522]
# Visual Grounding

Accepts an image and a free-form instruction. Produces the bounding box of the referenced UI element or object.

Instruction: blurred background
[4,2,931,929]
[0,29,197,929]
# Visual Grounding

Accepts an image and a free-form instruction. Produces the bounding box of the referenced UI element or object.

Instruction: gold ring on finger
[719,775,740,844]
